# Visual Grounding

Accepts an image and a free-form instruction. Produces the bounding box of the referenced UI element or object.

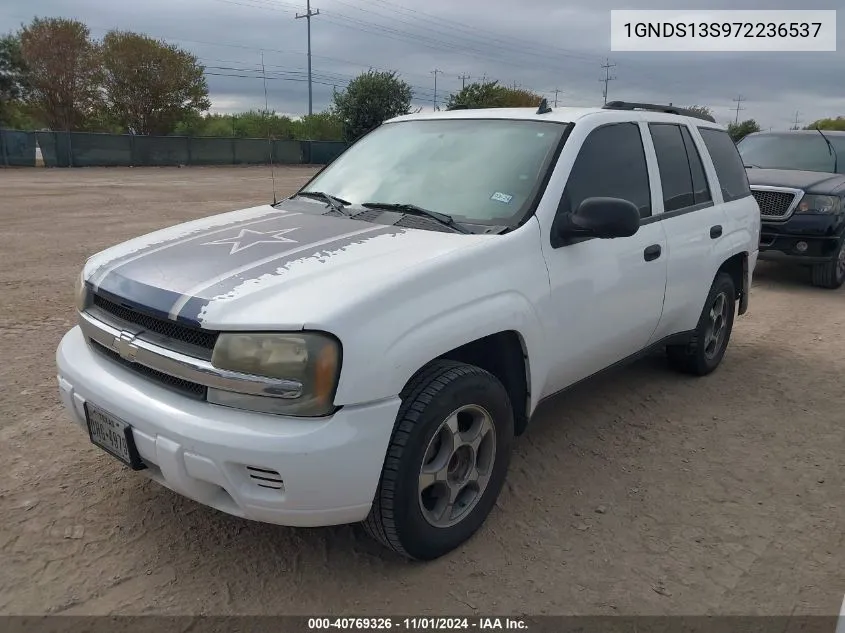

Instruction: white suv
[56,101,760,560]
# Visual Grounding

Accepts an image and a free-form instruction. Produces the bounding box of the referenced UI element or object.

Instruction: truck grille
[751,189,800,220]
[90,340,207,400]
[92,293,218,352]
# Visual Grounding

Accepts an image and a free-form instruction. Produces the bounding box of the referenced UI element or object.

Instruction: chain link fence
[0,130,348,168]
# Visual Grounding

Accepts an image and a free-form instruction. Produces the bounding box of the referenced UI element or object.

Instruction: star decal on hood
[201,227,300,255]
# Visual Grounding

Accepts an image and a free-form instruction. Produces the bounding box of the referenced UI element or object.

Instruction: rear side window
[698,127,752,202]
[649,123,701,212]
[680,126,712,205]
[559,122,652,220]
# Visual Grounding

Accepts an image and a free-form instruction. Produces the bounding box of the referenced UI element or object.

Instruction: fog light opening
[795,241,809,253]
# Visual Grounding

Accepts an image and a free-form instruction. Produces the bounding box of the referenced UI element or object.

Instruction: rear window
[698,128,752,203]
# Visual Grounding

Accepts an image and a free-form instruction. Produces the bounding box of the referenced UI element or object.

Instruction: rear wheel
[363,360,513,560]
[666,272,736,376]
[811,238,845,289]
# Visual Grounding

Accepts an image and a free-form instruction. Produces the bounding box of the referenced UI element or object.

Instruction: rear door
[645,122,729,341]
[697,127,760,293]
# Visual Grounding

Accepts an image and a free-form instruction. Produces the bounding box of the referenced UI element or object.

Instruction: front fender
[332,291,549,413]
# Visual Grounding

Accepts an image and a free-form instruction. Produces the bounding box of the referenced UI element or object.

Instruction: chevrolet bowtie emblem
[114,331,139,362]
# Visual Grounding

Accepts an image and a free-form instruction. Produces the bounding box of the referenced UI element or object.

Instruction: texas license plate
[84,403,145,470]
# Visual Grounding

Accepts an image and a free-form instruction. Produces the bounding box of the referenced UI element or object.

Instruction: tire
[811,238,845,289]
[666,272,736,376]
[363,359,514,561]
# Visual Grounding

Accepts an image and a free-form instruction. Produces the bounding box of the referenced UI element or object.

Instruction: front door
[538,121,669,395]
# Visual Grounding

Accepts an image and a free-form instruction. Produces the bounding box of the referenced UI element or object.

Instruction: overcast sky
[2,0,842,130]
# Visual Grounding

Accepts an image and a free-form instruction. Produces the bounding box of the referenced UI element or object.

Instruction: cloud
[1,0,843,129]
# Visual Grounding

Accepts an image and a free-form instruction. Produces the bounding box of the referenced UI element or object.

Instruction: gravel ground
[1,166,843,616]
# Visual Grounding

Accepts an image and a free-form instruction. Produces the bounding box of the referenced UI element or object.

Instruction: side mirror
[558,197,641,240]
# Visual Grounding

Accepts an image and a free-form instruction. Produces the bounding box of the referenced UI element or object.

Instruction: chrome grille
[751,188,801,220]
[90,340,207,399]
[92,293,218,351]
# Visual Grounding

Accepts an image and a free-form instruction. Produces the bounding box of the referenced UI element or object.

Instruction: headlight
[796,194,841,215]
[75,271,90,312]
[210,332,341,417]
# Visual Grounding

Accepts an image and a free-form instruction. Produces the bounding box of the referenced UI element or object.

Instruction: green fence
[0,129,348,168]
[0,129,37,167]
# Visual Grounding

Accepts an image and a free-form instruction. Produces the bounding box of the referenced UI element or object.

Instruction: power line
[7,7,707,101]
[732,95,746,125]
[295,0,321,116]
[351,0,627,70]
[600,59,616,105]
[551,88,562,107]
[458,73,471,90]
[791,110,802,130]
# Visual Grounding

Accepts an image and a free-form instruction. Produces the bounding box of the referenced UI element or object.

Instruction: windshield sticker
[491,192,513,204]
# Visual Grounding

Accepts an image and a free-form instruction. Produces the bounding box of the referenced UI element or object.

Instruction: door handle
[644,244,661,262]
[710,225,723,239]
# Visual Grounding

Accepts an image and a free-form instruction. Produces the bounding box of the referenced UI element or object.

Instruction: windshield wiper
[360,201,470,234]
[743,164,760,169]
[294,191,353,215]
[813,127,839,174]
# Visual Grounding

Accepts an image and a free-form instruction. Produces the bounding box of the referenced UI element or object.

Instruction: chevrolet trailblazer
[57,101,760,560]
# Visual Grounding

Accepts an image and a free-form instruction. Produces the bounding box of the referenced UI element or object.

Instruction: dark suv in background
[737,130,845,289]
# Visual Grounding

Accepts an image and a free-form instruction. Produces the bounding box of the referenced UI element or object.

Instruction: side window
[698,127,752,202]
[680,126,712,205]
[648,123,696,212]
[559,122,651,220]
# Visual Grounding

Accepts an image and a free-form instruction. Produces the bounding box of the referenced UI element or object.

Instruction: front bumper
[759,217,843,264]
[56,326,400,527]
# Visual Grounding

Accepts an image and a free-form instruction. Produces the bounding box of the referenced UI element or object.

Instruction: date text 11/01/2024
[622,22,823,38]
[307,618,528,630]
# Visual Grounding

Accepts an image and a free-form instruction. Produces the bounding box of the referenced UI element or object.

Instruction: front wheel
[811,238,845,289]
[363,360,513,560]
[666,272,736,376]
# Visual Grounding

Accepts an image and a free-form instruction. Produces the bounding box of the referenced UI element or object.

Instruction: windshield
[737,133,845,174]
[299,118,567,224]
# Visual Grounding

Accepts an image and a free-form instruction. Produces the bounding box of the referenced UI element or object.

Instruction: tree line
[2,17,841,144]
[0,17,546,142]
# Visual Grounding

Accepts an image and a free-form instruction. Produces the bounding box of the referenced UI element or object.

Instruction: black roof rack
[602,101,716,123]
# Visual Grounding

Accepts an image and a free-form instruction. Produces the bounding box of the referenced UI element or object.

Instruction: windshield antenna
[261,51,278,205]
[814,125,839,174]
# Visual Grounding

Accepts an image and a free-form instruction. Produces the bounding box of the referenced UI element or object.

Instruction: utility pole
[458,73,471,89]
[431,68,443,109]
[599,59,616,105]
[791,110,802,130]
[732,95,746,125]
[295,0,320,116]
[552,88,562,108]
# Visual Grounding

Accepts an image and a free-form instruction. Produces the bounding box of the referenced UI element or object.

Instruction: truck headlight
[75,271,90,312]
[210,332,341,417]
[796,195,841,215]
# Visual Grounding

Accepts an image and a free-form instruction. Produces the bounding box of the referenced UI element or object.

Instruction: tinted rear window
[698,128,752,203]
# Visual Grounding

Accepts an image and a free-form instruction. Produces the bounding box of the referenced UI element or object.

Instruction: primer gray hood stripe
[90,201,411,325]
[89,210,299,290]
[167,224,384,319]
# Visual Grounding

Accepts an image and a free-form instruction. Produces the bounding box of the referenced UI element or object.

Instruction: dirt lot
[1,166,843,616]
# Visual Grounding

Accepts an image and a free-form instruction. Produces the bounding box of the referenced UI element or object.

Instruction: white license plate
[85,404,143,469]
